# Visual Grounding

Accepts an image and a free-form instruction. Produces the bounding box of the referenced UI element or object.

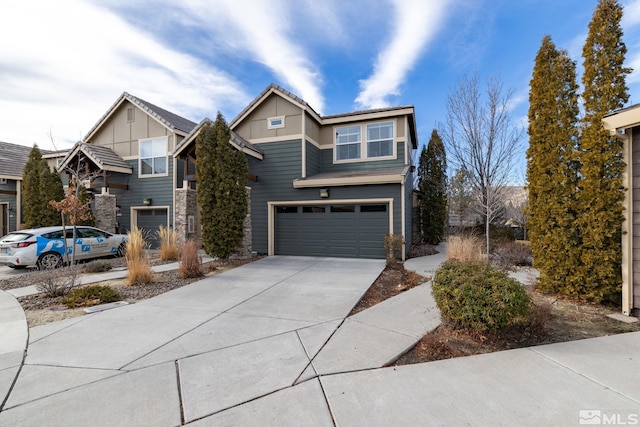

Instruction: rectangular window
[188,215,195,233]
[360,204,387,212]
[268,116,285,129]
[276,206,298,214]
[139,137,167,176]
[303,206,325,213]
[335,125,361,161]
[367,121,394,158]
[331,205,355,213]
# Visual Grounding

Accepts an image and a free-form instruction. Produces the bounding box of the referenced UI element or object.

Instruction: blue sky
[2,0,640,179]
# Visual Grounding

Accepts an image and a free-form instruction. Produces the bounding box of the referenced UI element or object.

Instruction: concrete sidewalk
[2,250,640,426]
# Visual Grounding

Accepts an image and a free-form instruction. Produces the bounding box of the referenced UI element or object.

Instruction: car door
[76,227,112,260]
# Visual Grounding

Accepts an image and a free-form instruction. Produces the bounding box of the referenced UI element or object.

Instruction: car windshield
[0,233,32,242]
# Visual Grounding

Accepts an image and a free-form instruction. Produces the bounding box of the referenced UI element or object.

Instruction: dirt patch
[349,262,430,316]
[6,257,256,328]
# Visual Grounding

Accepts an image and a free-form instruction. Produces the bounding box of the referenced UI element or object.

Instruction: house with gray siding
[228,84,418,260]
[603,104,640,317]
[57,92,197,247]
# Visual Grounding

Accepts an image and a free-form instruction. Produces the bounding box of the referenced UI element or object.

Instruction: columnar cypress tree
[210,112,248,258]
[196,113,248,258]
[576,0,631,302]
[196,121,217,255]
[22,145,63,228]
[527,36,580,295]
[417,129,447,244]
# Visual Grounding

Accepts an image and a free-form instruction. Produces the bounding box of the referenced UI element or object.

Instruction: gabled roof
[0,141,51,180]
[230,83,419,149]
[57,142,132,174]
[83,92,197,142]
[174,118,264,160]
[230,83,323,129]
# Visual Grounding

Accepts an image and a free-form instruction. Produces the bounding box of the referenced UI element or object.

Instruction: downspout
[621,128,633,315]
[301,111,307,178]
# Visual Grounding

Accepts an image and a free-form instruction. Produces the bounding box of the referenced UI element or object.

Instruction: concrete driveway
[0,256,385,426]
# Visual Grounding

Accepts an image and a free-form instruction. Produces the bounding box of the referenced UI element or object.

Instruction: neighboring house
[603,103,640,317]
[0,141,32,235]
[58,92,197,247]
[228,84,418,259]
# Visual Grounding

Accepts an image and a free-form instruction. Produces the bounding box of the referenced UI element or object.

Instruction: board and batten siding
[248,139,405,255]
[632,125,640,310]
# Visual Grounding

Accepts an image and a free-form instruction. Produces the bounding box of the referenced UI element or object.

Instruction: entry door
[0,204,6,236]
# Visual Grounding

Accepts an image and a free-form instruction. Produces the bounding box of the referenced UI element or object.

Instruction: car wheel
[37,252,63,270]
[117,243,127,258]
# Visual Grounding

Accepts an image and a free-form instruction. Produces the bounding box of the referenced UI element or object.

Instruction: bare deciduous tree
[440,73,523,255]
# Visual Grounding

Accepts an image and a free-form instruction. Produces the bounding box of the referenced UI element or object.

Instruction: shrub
[36,266,79,297]
[126,227,153,286]
[62,285,121,308]
[432,260,531,333]
[492,241,533,269]
[179,239,203,279]
[446,235,484,263]
[157,226,179,261]
[384,234,404,267]
[83,260,113,273]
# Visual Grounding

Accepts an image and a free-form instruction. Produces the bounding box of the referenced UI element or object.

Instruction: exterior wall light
[143,198,152,205]
[320,188,329,198]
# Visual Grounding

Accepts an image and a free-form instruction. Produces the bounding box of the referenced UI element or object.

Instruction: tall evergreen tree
[576,0,631,302]
[22,145,63,228]
[417,129,447,244]
[196,121,218,255]
[196,113,248,258]
[527,35,580,295]
[210,112,248,258]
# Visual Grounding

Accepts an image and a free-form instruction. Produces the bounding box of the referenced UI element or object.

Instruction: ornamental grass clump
[446,235,485,263]
[432,260,531,333]
[157,226,179,261]
[179,239,203,279]
[126,227,153,286]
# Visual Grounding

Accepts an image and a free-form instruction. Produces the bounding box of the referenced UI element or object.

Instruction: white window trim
[333,119,397,164]
[366,121,395,159]
[267,116,285,129]
[334,125,362,162]
[138,136,169,178]
[187,215,195,233]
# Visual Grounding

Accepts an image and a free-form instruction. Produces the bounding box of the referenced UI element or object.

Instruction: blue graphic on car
[36,236,72,255]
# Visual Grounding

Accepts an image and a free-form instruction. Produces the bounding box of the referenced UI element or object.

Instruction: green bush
[432,260,531,332]
[62,285,121,308]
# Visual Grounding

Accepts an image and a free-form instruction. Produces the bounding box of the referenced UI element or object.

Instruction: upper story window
[335,125,362,161]
[139,137,167,177]
[367,121,394,158]
[334,120,395,162]
[268,116,285,129]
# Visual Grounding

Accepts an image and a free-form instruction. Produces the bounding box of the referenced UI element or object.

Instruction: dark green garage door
[275,204,388,258]
[136,208,168,249]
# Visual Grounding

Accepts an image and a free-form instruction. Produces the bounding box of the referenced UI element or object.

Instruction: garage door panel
[136,208,168,249]
[275,203,389,259]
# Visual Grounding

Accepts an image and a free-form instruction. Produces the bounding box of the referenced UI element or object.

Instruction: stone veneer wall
[94,190,117,233]
[175,184,200,244]
[233,187,253,259]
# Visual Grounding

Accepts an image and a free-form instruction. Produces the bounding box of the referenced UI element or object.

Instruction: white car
[0,226,127,269]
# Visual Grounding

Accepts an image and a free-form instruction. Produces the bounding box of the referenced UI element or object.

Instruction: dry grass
[179,239,203,279]
[157,226,180,261]
[125,227,154,286]
[446,235,485,263]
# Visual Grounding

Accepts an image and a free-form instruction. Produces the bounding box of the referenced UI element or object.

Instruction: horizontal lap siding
[249,140,404,255]
[106,159,174,234]
[319,141,405,172]
[0,179,18,232]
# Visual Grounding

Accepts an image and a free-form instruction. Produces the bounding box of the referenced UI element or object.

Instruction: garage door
[275,204,389,258]
[136,208,168,249]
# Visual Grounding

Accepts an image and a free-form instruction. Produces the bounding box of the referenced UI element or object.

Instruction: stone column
[175,181,200,244]
[94,189,117,233]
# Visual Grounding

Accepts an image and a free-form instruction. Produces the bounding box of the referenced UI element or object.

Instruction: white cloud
[165,0,326,113]
[0,0,248,150]
[355,0,453,109]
